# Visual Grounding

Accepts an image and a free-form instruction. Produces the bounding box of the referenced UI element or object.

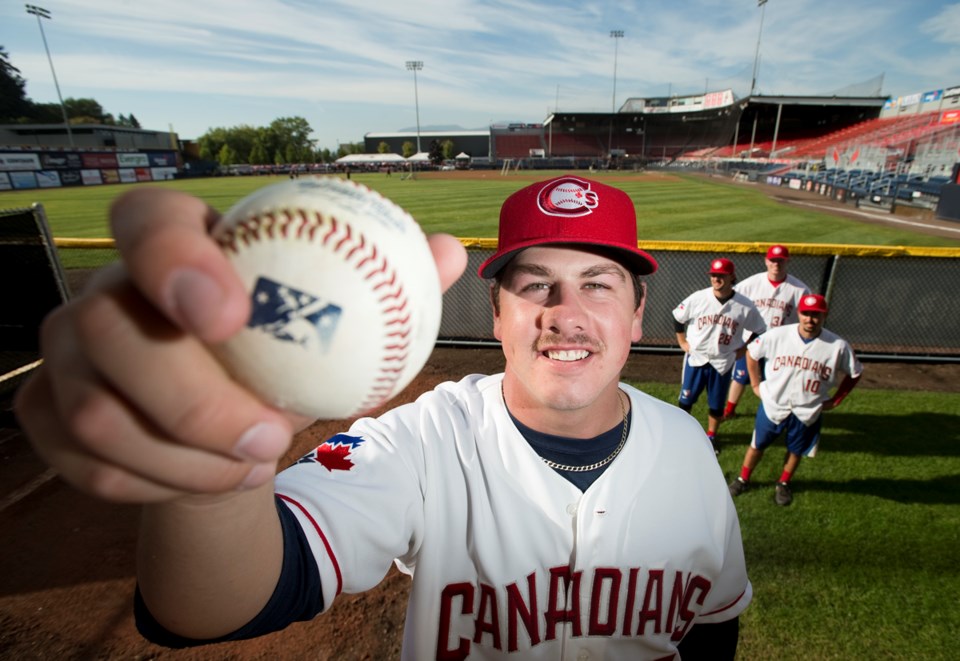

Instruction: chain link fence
[442,241,960,361]
[3,203,959,386]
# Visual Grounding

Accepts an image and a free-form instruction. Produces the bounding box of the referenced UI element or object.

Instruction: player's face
[798,310,825,338]
[493,246,643,429]
[710,272,733,296]
[766,257,787,282]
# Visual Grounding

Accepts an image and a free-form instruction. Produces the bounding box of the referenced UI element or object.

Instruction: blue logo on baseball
[248,276,342,353]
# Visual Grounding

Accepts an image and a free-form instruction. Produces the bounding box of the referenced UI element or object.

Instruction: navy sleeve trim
[676,617,739,660]
[134,495,324,648]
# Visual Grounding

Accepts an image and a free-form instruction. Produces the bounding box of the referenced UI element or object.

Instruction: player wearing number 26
[728,294,862,506]
[673,258,766,453]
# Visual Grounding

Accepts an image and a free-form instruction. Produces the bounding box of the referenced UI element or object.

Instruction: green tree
[249,140,269,165]
[0,47,31,122]
[217,143,238,166]
[428,139,443,166]
[441,139,455,161]
[378,141,391,154]
[63,97,107,123]
[402,141,416,158]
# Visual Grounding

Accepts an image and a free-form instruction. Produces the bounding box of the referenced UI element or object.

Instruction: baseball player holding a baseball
[722,244,811,421]
[728,294,862,506]
[16,176,751,659]
[673,258,766,454]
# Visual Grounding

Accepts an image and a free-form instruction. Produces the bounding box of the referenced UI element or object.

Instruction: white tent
[406,152,431,163]
[455,152,471,160]
[334,153,406,165]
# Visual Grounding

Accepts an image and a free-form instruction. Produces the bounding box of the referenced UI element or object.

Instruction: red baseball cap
[766,244,790,260]
[708,257,735,275]
[798,294,829,313]
[477,175,658,279]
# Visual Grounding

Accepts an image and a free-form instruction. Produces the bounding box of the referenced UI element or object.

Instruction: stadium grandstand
[4,77,960,211]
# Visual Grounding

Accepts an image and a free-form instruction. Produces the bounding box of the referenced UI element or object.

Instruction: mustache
[536,333,603,352]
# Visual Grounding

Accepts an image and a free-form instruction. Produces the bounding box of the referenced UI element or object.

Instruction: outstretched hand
[15,187,467,504]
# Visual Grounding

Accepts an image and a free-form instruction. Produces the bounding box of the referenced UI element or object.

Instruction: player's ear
[489,281,503,341]
[632,281,647,343]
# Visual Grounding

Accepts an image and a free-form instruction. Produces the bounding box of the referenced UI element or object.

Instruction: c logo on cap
[538,177,599,217]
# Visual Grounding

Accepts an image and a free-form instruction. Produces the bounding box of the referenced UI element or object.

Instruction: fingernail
[234,422,290,461]
[167,268,225,332]
[239,462,276,490]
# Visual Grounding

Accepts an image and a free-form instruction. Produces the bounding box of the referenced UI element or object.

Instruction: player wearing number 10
[728,294,862,506]
[673,258,766,453]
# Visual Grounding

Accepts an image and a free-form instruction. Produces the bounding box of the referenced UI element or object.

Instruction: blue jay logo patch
[248,276,342,352]
[297,434,365,472]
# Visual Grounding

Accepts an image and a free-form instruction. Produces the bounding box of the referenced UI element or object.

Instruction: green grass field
[3,170,960,247]
[631,382,959,660]
[3,171,958,658]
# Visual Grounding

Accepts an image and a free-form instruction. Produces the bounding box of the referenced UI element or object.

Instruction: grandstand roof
[364,129,489,138]
[747,95,887,108]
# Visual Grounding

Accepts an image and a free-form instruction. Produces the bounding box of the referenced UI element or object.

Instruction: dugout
[0,204,70,397]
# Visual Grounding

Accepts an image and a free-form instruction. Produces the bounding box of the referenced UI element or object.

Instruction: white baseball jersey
[734,272,810,330]
[672,288,766,374]
[275,374,752,660]
[748,324,863,425]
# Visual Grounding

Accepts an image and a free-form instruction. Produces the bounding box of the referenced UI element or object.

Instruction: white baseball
[209,178,442,419]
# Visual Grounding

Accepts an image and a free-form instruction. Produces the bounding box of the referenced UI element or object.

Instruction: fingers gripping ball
[210,178,442,419]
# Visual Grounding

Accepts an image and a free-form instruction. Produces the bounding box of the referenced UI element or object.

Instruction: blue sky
[3,0,960,150]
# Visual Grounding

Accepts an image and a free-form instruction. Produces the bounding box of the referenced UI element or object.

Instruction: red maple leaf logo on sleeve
[299,434,366,472]
[316,443,355,471]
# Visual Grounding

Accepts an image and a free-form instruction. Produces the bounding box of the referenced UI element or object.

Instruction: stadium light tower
[405,60,424,155]
[26,4,75,148]
[750,0,768,97]
[608,30,624,158]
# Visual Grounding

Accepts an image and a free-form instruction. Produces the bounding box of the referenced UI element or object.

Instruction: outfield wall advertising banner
[81,153,119,168]
[81,169,103,185]
[40,153,83,169]
[9,171,38,189]
[59,170,83,186]
[117,153,150,167]
[118,168,138,183]
[151,166,177,181]
[0,153,42,171]
[135,167,152,182]
[36,170,62,188]
[101,169,120,184]
[148,152,177,167]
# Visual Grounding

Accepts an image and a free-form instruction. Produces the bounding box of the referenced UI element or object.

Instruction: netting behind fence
[38,236,960,360]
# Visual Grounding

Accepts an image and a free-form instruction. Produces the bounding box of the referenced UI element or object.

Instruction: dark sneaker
[729,477,748,497]
[775,481,793,506]
[708,436,720,456]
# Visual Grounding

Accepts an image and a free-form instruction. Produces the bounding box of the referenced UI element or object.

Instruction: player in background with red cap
[16,175,751,659]
[729,294,862,506]
[722,244,811,421]
[672,258,766,454]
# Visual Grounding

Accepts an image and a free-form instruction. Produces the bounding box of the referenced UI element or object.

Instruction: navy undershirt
[506,409,630,491]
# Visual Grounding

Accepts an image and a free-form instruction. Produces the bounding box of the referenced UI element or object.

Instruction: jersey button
[576,650,591,660]
[566,503,578,516]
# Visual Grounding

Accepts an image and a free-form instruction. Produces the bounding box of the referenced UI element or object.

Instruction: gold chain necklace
[504,385,630,473]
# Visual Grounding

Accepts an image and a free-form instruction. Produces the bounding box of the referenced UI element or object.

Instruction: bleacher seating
[493,133,545,159]
[546,133,603,157]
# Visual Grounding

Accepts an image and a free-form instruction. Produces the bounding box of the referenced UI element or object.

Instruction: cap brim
[478,241,658,279]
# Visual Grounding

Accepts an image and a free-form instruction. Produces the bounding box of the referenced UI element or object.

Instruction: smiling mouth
[545,349,591,362]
